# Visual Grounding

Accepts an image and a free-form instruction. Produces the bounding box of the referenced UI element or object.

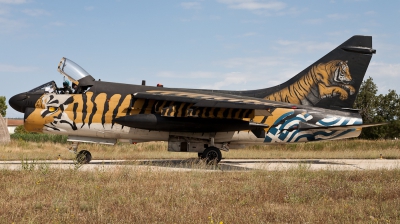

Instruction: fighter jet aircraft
[9,35,381,164]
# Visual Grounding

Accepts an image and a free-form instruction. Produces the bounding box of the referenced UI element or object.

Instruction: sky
[1,0,399,118]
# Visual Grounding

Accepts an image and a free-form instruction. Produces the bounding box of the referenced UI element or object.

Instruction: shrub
[10,133,67,143]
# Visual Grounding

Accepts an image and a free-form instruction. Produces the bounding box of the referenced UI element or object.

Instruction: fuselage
[10,80,362,148]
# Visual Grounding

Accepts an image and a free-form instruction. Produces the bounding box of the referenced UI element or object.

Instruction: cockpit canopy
[58,57,92,85]
[28,57,96,94]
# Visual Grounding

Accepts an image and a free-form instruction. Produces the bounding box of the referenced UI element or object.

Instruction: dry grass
[1,139,400,222]
[0,139,399,160]
[1,168,400,223]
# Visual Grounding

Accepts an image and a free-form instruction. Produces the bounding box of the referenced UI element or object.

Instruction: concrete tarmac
[1,159,400,171]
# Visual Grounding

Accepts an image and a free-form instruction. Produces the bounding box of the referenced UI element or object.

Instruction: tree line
[1,78,399,139]
[0,96,6,117]
[353,77,400,139]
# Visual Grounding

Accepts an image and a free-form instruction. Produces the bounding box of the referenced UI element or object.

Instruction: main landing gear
[199,136,224,164]
[201,146,222,164]
[69,142,92,164]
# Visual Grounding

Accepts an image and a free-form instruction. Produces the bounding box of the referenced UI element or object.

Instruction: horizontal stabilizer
[297,122,388,131]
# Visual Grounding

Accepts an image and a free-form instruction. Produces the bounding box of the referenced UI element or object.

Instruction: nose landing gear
[76,150,92,164]
[69,142,92,164]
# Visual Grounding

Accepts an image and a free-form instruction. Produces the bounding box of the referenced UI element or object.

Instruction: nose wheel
[69,142,92,164]
[76,150,92,164]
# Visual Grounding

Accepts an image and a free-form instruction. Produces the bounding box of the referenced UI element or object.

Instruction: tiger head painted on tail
[333,60,352,84]
[317,60,353,91]
[265,60,356,106]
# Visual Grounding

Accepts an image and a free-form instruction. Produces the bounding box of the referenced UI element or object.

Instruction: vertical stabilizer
[232,36,375,109]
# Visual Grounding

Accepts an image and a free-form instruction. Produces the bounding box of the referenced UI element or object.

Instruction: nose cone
[9,92,42,114]
[9,93,27,113]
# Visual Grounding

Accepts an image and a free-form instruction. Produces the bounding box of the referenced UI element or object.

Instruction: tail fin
[240,35,375,109]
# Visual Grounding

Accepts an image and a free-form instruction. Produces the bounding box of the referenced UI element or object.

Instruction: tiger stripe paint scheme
[9,35,377,162]
[26,92,259,133]
[24,90,362,143]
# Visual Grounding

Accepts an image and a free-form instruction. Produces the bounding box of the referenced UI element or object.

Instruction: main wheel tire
[76,150,92,164]
[201,147,222,164]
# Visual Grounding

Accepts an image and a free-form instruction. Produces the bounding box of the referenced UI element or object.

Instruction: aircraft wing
[132,89,299,119]
[114,89,297,133]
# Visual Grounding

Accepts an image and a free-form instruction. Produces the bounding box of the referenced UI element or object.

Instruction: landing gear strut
[69,142,92,164]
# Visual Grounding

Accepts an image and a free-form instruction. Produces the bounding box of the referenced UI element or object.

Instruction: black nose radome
[9,92,41,114]
[9,93,27,113]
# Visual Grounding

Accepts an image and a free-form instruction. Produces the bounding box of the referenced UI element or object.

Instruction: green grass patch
[10,133,68,143]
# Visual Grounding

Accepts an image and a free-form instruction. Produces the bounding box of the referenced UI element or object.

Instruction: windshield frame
[28,81,57,93]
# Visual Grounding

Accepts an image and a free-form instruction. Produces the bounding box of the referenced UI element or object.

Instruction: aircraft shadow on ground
[222,160,343,165]
[89,158,347,171]
[2,159,348,171]
[95,159,254,171]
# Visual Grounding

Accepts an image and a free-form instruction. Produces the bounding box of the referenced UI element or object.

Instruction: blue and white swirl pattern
[264,114,362,143]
